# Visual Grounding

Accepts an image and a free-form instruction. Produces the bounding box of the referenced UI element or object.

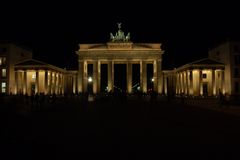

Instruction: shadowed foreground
[1,96,240,159]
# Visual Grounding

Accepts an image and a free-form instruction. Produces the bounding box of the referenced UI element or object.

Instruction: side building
[163,40,240,98]
[208,40,240,96]
[0,43,77,95]
[164,58,225,97]
[0,43,32,95]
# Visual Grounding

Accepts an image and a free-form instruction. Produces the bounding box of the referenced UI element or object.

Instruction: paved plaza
[1,95,240,159]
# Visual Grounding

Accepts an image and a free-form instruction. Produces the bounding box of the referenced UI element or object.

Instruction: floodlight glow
[88,77,92,83]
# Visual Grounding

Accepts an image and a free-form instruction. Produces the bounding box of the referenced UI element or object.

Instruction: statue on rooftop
[110,33,115,42]
[117,23,122,30]
[109,23,131,42]
[125,32,130,42]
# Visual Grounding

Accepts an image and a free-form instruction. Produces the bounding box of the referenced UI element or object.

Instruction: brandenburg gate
[76,23,164,94]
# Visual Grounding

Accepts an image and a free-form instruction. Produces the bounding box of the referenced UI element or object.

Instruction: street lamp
[151,78,154,82]
[87,76,93,95]
[88,76,93,83]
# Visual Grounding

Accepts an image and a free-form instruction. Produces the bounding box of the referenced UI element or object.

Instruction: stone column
[182,72,185,94]
[189,70,193,95]
[62,74,65,94]
[73,75,76,94]
[44,71,48,94]
[193,70,197,96]
[179,72,182,93]
[51,72,54,94]
[153,60,157,92]
[108,61,114,92]
[178,73,180,94]
[216,71,220,94]
[56,72,60,94]
[60,73,64,94]
[182,72,184,93]
[49,71,52,94]
[127,61,132,94]
[97,61,101,93]
[93,61,98,94]
[184,71,187,94]
[186,71,189,95]
[157,60,162,94]
[212,69,216,96]
[221,70,225,94]
[178,72,181,94]
[78,60,83,93]
[36,70,39,94]
[83,61,88,93]
[164,76,168,95]
[142,61,147,93]
[54,72,57,94]
[15,71,18,94]
[112,61,114,92]
[23,70,27,95]
[56,73,59,94]
[199,70,202,96]
[175,73,178,94]
[58,73,61,94]
[140,61,143,92]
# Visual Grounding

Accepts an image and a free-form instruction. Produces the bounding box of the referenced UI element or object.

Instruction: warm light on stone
[76,24,164,94]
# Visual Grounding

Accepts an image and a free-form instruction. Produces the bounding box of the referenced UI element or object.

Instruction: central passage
[114,64,126,92]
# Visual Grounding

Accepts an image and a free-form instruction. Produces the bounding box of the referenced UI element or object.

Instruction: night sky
[1,1,240,70]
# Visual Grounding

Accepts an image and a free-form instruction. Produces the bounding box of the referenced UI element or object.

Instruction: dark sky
[1,1,240,70]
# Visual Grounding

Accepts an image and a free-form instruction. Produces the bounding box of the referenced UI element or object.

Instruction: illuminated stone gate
[76,23,164,94]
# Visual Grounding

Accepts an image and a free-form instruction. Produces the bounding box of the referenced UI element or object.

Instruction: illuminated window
[1,82,6,93]
[2,69,6,77]
[32,73,36,80]
[202,74,207,79]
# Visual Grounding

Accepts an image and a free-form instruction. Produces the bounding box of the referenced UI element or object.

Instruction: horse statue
[109,23,131,42]
[110,33,115,42]
[125,32,130,42]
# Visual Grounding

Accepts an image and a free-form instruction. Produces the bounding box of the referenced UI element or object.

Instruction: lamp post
[151,78,154,92]
[88,77,92,83]
[88,76,93,93]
